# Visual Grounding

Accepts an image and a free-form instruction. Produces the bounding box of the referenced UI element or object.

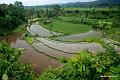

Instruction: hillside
[25,0,120,9]
[98,0,120,3]
[60,0,120,8]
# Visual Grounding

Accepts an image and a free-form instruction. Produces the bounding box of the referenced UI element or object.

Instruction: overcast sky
[0,0,96,6]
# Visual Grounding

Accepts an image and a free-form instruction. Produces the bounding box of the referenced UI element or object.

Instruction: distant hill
[97,0,120,4]
[59,0,120,8]
[25,0,120,9]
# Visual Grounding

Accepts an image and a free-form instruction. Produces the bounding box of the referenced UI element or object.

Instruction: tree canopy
[0,2,26,36]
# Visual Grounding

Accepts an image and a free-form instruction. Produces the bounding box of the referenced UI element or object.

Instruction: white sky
[0,0,97,6]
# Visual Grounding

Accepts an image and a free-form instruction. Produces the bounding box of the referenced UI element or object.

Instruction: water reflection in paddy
[1,32,60,74]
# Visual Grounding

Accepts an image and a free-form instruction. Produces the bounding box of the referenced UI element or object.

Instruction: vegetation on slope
[0,43,35,80]
[39,43,120,80]
[0,1,27,36]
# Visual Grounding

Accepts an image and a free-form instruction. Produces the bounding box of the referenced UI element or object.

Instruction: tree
[111,7,120,28]
[14,1,24,8]
[0,2,26,36]
[93,21,112,30]
[0,42,35,80]
[52,4,61,18]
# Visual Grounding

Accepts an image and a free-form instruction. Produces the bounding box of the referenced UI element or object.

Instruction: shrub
[0,42,35,80]
[38,44,120,80]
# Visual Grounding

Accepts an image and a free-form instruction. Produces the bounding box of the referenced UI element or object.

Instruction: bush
[24,34,34,44]
[0,42,35,80]
[38,44,120,80]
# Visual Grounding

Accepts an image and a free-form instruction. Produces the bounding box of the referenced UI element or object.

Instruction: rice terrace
[0,0,120,80]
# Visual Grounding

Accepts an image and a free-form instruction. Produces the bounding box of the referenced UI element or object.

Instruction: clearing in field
[40,21,92,34]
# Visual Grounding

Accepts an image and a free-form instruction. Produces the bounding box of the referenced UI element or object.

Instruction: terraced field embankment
[27,23,105,59]
[27,23,63,37]
[36,38,105,53]
[53,30,102,42]
[32,41,74,59]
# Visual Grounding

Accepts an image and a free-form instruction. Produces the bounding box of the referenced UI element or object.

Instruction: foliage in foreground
[39,44,120,80]
[0,42,35,80]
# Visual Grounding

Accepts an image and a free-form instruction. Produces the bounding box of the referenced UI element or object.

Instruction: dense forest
[98,0,120,3]
[0,1,26,36]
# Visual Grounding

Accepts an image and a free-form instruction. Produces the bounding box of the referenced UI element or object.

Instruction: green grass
[24,35,34,44]
[40,21,92,34]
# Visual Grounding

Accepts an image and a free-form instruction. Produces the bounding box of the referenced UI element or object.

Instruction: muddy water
[1,32,60,74]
